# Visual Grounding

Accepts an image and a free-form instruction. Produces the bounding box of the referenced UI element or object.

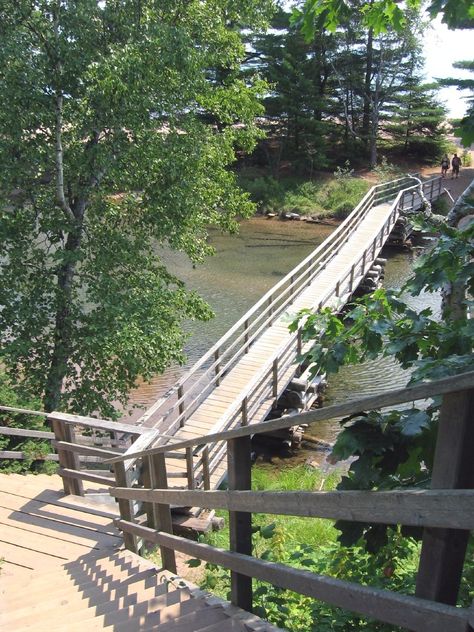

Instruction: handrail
[111,373,473,631]
[104,369,474,463]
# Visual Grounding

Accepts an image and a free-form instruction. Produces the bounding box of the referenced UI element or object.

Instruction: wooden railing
[108,370,474,632]
[125,174,443,492]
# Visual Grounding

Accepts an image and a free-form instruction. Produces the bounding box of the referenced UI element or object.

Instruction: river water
[125,217,440,451]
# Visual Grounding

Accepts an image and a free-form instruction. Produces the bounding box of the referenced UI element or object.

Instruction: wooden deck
[0,473,280,631]
[0,473,121,581]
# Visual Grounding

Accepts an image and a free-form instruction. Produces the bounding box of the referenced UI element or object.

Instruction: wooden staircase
[0,474,279,631]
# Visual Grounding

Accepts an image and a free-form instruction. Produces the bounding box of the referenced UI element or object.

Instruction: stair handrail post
[48,413,83,496]
[415,386,474,605]
[149,452,177,573]
[228,436,253,612]
[114,460,138,553]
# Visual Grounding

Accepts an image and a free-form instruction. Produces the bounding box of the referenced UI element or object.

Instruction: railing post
[268,296,273,325]
[272,359,278,398]
[349,265,355,292]
[149,452,177,573]
[244,319,250,353]
[214,350,221,386]
[361,250,366,275]
[202,446,211,491]
[178,385,185,426]
[335,280,340,298]
[415,388,474,605]
[372,239,377,260]
[241,397,248,426]
[228,436,253,612]
[186,447,195,490]
[114,461,137,553]
[297,329,302,355]
[49,416,83,496]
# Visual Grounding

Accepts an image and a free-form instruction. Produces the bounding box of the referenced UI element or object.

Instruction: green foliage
[239,174,369,219]
[462,148,472,166]
[292,218,473,550]
[0,0,271,416]
[0,374,56,474]
[294,0,474,37]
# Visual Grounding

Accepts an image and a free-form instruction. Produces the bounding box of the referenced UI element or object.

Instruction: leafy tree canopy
[294,0,474,37]
[0,0,273,417]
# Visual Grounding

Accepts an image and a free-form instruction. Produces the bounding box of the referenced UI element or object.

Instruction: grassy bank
[239,169,370,220]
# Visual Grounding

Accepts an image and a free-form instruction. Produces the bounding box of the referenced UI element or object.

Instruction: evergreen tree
[439,60,474,146]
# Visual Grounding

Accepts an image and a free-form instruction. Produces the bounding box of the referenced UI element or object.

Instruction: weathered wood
[186,447,195,490]
[115,520,469,632]
[51,420,83,496]
[416,388,474,605]
[149,452,177,573]
[58,468,113,487]
[113,461,136,553]
[0,427,54,439]
[47,412,148,435]
[52,441,120,458]
[109,488,474,530]
[0,405,48,417]
[202,446,211,491]
[0,451,105,464]
[228,437,252,612]
[105,371,474,463]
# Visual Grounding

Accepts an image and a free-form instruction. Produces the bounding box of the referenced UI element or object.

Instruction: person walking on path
[441,154,449,177]
[451,154,461,179]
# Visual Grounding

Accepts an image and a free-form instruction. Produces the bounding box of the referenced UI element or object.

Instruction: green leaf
[186,558,202,568]
[260,523,277,539]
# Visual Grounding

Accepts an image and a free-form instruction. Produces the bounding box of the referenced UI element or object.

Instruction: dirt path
[420,143,474,207]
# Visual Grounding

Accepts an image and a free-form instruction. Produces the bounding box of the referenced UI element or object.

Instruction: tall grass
[239,174,370,220]
[204,463,341,552]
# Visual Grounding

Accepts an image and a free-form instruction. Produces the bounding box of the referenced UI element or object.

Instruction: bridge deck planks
[158,202,397,489]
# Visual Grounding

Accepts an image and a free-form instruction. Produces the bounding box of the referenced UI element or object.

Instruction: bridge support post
[415,388,474,605]
[228,436,253,612]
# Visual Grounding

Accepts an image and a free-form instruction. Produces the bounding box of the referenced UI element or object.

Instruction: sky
[422,17,472,118]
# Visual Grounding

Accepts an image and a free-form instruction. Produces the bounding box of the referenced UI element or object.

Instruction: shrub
[0,373,56,474]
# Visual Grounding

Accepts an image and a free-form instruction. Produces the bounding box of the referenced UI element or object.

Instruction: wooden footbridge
[3,173,474,631]
[117,174,444,492]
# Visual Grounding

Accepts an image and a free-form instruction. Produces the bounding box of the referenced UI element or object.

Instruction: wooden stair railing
[107,370,474,632]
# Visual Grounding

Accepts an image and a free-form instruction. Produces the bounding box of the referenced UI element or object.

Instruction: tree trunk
[362,27,374,148]
[43,221,83,412]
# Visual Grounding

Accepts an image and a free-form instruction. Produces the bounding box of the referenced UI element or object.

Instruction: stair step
[128,604,232,632]
[197,618,247,631]
[3,564,161,610]
[7,582,183,627]
[21,591,198,631]
[2,552,152,600]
